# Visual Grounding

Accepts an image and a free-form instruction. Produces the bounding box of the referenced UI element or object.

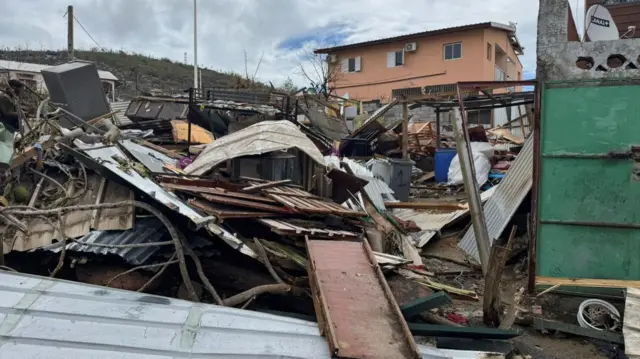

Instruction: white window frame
[387,50,404,68]
[444,42,462,61]
[341,57,361,73]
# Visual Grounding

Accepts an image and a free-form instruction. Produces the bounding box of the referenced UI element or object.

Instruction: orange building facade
[315,22,524,103]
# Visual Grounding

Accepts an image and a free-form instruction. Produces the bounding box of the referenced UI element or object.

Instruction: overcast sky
[0,0,585,87]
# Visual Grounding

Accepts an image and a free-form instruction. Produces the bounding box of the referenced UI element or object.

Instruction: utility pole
[193,0,198,90]
[67,5,74,61]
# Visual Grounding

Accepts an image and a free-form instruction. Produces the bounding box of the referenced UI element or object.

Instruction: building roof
[314,22,520,54]
[0,59,118,81]
[0,270,503,358]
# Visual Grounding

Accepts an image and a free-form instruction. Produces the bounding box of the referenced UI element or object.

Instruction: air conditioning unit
[328,54,338,63]
[405,42,417,52]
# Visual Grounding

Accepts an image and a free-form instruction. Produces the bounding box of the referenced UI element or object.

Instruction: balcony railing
[495,65,516,92]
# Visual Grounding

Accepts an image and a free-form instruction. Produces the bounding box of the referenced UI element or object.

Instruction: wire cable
[73,15,105,51]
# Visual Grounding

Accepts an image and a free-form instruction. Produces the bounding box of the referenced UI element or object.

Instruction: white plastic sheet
[447,142,494,187]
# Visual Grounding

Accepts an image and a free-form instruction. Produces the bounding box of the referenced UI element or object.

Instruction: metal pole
[452,92,491,273]
[67,5,74,61]
[402,99,409,159]
[435,109,441,149]
[188,88,193,149]
[193,0,199,90]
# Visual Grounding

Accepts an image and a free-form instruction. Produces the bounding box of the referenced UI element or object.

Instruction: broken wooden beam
[400,292,452,319]
[407,323,521,340]
[384,201,468,210]
[241,179,292,193]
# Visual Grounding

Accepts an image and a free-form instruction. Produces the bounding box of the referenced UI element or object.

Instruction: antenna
[584,5,619,41]
[184,52,187,64]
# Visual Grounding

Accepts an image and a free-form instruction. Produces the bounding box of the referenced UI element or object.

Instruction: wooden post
[67,5,74,61]
[402,99,409,159]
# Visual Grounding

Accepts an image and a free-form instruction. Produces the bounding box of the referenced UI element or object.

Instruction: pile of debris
[2,61,637,359]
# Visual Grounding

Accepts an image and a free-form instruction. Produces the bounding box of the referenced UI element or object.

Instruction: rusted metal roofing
[0,271,501,358]
[306,239,420,359]
[314,22,516,54]
[258,182,367,217]
[189,199,280,219]
[458,135,533,261]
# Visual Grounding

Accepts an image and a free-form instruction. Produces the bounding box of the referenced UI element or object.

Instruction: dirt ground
[409,233,621,359]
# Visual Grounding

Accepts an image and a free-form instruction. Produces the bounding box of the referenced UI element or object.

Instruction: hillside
[0,49,264,100]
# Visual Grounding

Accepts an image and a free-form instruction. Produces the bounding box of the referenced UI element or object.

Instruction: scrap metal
[0,270,497,359]
[459,135,533,262]
[185,120,324,176]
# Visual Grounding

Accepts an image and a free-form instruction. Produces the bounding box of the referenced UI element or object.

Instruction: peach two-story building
[314,22,524,104]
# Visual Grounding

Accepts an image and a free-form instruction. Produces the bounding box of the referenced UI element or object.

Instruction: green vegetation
[0,48,266,100]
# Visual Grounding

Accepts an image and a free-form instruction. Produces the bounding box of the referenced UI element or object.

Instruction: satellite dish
[585,5,619,41]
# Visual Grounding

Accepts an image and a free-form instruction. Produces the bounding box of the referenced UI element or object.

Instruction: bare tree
[279,77,297,94]
[297,51,341,100]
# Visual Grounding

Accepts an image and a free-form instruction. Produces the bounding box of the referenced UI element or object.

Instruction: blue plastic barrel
[434,148,457,183]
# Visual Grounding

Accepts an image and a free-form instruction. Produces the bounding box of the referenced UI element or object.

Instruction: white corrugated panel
[393,186,498,248]
[110,101,132,125]
[458,135,533,261]
[0,271,503,358]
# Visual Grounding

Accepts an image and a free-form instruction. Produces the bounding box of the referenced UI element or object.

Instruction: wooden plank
[385,201,467,210]
[200,193,290,214]
[189,199,279,219]
[241,179,292,193]
[400,292,453,319]
[536,276,640,288]
[163,183,278,204]
[306,239,420,358]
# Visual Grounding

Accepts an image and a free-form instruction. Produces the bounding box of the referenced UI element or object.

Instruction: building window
[467,109,492,126]
[444,42,462,60]
[387,51,404,68]
[487,43,492,61]
[342,57,361,73]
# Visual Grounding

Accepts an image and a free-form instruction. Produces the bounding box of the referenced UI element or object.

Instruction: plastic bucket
[435,148,457,183]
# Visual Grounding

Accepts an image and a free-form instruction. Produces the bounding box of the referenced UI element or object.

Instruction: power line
[73,15,105,51]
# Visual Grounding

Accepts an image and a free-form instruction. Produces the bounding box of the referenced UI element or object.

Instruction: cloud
[0,0,540,88]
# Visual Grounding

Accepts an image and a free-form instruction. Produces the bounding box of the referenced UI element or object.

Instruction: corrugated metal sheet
[393,187,497,248]
[72,140,257,258]
[0,271,499,359]
[110,101,132,125]
[120,140,177,173]
[41,217,169,265]
[306,239,419,358]
[185,120,324,176]
[624,288,640,359]
[458,135,533,261]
